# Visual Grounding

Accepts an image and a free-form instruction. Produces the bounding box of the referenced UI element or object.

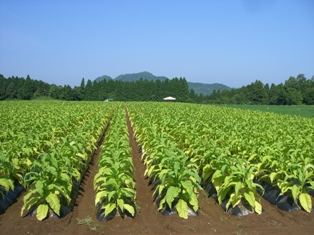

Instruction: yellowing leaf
[36,204,48,221]
[95,191,108,205]
[76,153,87,160]
[46,193,61,216]
[299,193,312,213]
[26,158,32,166]
[176,199,188,219]
[269,172,277,183]
[0,177,14,192]
[254,201,262,214]
[189,192,199,212]
[123,204,135,217]
[229,193,241,208]
[117,198,124,212]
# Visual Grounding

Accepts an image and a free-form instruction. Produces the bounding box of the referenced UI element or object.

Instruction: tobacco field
[0,101,313,235]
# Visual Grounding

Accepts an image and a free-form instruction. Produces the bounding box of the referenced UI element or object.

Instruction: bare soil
[0,112,313,235]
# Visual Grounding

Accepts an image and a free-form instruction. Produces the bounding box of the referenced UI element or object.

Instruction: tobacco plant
[127,103,202,219]
[127,102,314,215]
[94,106,136,219]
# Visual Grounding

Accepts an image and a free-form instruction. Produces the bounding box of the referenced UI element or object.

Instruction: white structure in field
[163,96,176,101]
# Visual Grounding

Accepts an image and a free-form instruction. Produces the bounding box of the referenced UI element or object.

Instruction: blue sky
[0,0,313,88]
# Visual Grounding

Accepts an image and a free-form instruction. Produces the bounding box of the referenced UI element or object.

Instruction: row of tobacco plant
[127,104,202,219]
[0,101,115,220]
[127,102,314,214]
[94,104,136,219]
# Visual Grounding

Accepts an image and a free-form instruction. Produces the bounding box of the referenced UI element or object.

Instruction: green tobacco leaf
[0,177,14,192]
[21,188,42,216]
[117,198,124,212]
[104,202,116,216]
[234,182,242,197]
[47,166,57,176]
[60,172,71,184]
[299,193,312,213]
[202,164,213,181]
[46,193,61,216]
[291,184,299,201]
[176,199,188,219]
[153,184,164,197]
[76,153,88,161]
[36,204,48,221]
[158,197,166,211]
[244,191,255,208]
[181,180,193,196]
[218,186,231,205]
[212,171,224,192]
[165,186,180,209]
[35,180,44,196]
[107,191,116,202]
[227,193,241,209]
[50,155,58,168]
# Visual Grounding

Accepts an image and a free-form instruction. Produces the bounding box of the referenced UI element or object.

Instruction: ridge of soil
[0,110,313,235]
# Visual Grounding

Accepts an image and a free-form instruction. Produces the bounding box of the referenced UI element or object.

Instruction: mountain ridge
[94,71,231,95]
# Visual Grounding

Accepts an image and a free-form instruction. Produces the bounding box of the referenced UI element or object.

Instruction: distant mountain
[94,71,231,95]
[95,75,113,82]
[115,71,168,82]
[188,82,231,95]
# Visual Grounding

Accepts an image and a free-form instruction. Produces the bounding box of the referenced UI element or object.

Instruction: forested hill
[188,82,230,95]
[94,71,230,95]
[95,71,167,83]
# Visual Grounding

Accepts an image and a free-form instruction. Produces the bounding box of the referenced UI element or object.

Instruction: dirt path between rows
[0,109,313,235]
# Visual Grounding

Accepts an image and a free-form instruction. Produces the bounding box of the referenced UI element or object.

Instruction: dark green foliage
[114,71,168,82]
[204,74,314,106]
[0,75,50,100]
[1,73,313,106]
[188,82,231,95]
[95,72,230,95]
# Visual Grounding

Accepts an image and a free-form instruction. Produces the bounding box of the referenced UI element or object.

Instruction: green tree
[178,77,189,102]
[303,87,314,104]
[80,78,85,100]
[84,79,93,100]
[284,76,302,105]
[0,74,8,100]
[247,80,268,104]
[6,79,17,99]
[49,85,61,99]
[21,75,35,100]
[188,88,197,103]
[154,79,163,101]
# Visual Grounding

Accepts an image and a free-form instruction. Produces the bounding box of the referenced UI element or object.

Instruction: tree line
[205,74,314,105]
[0,75,191,102]
[0,73,313,105]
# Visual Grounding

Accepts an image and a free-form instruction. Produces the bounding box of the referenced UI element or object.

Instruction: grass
[76,215,103,231]
[188,227,197,232]
[221,105,314,118]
